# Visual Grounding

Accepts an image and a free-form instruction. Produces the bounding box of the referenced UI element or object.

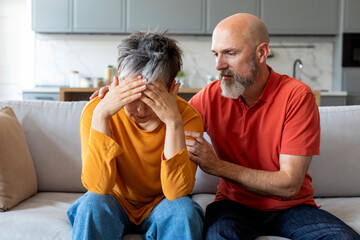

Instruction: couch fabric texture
[0,100,360,240]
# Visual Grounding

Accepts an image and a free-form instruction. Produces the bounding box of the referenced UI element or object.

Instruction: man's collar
[258,65,281,102]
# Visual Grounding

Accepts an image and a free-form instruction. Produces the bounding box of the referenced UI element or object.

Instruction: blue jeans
[204,200,360,240]
[67,192,204,240]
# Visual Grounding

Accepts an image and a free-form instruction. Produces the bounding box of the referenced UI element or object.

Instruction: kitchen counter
[23,87,60,93]
[23,87,60,101]
[24,87,348,106]
[320,91,348,96]
[59,87,202,101]
[320,91,348,106]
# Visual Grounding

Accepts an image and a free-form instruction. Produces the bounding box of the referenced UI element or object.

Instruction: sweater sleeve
[80,100,123,194]
[160,102,204,200]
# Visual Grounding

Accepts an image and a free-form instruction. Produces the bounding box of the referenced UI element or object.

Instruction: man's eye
[226,52,234,56]
[213,53,218,57]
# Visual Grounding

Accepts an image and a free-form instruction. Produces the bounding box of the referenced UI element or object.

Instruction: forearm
[214,160,302,198]
[163,115,186,160]
[82,154,117,194]
[161,149,197,200]
[91,108,111,137]
[81,129,121,195]
[162,115,197,199]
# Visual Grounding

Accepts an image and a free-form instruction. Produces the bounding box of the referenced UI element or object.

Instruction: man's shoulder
[277,74,313,97]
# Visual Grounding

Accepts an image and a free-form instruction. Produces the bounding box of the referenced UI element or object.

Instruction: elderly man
[185,13,360,239]
[92,14,360,239]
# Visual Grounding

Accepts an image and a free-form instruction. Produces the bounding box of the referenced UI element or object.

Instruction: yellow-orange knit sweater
[80,96,204,224]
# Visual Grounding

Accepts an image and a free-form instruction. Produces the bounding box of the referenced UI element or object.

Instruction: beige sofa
[0,100,360,240]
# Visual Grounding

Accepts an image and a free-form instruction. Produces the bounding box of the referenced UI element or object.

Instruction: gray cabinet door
[126,0,204,34]
[344,0,360,33]
[74,0,125,33]
[32,0,72,32]
[206,0,258,33]
[260,0,340,35]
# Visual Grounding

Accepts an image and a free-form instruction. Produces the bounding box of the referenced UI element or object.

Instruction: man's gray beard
[220,55,258,99]
[220,76,246,99]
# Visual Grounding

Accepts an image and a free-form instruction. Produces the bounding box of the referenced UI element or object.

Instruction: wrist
[93,105,112,121]
[164,112,182,127]
[210,159,227,177]
[164,118,183,130]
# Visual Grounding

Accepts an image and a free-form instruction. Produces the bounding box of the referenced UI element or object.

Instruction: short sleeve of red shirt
[280,89,320,155]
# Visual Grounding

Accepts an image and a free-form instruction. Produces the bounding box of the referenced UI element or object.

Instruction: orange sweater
[80,96,203,224]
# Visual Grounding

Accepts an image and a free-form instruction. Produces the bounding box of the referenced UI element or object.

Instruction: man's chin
[220,83,244,99]
[220,88,242,99]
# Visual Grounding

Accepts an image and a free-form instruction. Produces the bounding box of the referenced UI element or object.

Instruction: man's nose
[216,55,228,71]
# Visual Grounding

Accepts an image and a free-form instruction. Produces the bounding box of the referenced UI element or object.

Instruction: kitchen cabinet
[73,0,125,33]
[32,0,342,35]
[206,0,258,33]
[344,0,360,33]
[59,87,201,101]
[32,0,72,32]
[260,0,340,35]
[126,0,204,34]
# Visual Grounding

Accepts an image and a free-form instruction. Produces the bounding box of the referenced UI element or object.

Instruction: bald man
[185,13,360,239]
[91,13,360,239]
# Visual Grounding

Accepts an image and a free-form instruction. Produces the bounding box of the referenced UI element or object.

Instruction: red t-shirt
[189,66,320,211]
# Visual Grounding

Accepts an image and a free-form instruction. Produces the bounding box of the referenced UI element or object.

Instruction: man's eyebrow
[212,48,240,53]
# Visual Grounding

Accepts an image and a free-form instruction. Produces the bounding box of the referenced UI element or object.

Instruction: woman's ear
[169,80,176,92]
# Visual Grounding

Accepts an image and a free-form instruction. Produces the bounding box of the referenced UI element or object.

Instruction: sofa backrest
[0,100,87,193]
[310,105,360,197]
[1,100,360,197]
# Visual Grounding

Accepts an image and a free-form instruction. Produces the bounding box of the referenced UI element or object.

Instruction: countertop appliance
[343,33,360,67]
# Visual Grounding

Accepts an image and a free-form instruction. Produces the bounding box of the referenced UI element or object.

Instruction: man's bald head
[214,13,269,49]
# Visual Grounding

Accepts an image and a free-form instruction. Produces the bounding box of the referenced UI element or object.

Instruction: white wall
[0,0,34,100]
[34,34,334,91]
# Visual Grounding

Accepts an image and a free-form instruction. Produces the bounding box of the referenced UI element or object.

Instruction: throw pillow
[0,106,37,211]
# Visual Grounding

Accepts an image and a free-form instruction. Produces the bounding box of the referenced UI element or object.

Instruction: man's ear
[256,42,269,64]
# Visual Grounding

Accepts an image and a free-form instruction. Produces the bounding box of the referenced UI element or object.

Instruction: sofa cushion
[0,100,87,193]
[310,105,360,197]
[0,192,80,239]
[315,197,360,234]
[0,106,37,211]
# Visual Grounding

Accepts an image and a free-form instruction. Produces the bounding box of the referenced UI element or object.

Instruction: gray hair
[117,31,183,89]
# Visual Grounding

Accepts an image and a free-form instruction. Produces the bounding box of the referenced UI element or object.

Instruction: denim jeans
[67,192,204,240]
[204,200,360,240]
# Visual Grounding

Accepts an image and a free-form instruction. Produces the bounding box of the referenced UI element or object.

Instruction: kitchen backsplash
[35,34,333,91]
